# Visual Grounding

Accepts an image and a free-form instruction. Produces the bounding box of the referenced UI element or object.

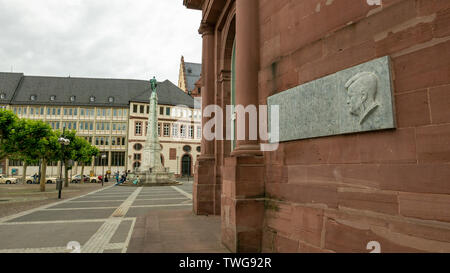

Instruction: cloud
[0,0,202,83]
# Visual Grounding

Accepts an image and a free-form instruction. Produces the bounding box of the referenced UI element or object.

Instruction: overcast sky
[0,0,202,83]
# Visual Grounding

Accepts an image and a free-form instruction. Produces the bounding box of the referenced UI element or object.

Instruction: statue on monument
[133,76,177,185]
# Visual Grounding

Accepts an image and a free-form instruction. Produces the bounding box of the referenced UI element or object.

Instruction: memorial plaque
[267,56,396,143]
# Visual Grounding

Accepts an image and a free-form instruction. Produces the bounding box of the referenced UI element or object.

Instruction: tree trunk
[40,159,47,192]
[22,162,28,184]
[64,160,69,188]
[81,163,85,184]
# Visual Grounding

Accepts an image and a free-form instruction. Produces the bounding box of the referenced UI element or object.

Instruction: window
[172,124,179,137]
[163,124,170,137]
[111,152,125,167]
[196,126,202,139]
[30,95,36,101]
[180,125,186,138]
[0,93,6,100]
[30,108,34,115]
[183,145,192,153]
[147,106,149,114]
[189,126,194,139]
[197,146,201,153]
[113,109,117,117]
[81,109,85,116]
[133,162,141,169]
[50,95,56,101]
[108,97,114,103]
[134,143,143,151]
[158,123,161,137]
[95,153,109,166]
[166,107,171,116]
[57,108,61,115]
[90,96,96,102]
[135,122,142,135]
[160,107,164,115]
[134,154,141,161]
[70,96,76,102]
[133,104,138,113]
[140,105,144,114]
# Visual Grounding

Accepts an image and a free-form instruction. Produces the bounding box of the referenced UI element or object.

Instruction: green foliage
[1,110,100,174]
[0,109,19,159]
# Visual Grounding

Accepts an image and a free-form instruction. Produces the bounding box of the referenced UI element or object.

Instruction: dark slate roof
[5,73,194,108]
[184,62,201,92]
[130,80,195,108]
[0,72,24,104]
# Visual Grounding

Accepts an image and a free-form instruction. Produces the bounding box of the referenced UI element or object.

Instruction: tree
[11,119,60,192]
[73,137,99,183]
[0,109,18,160]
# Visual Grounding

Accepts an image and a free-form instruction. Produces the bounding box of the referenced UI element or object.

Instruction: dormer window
[50,95,56,101]
[30,95,37,101]
[108,97,114,103]
[187,68,192,74]
[70,96,76,102]
[90,96,96,102]
[0,93,6,100]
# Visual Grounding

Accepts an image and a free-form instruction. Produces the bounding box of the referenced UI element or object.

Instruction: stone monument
[135,77,178,186]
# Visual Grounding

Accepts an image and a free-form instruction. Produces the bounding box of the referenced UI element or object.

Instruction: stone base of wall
[193,157,217,215]
[221,155,265,253]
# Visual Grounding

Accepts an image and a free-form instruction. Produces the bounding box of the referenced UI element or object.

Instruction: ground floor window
[111,152,125,167]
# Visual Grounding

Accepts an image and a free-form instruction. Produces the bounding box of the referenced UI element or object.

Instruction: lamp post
[58,129,70,199]
[101,153,107,187]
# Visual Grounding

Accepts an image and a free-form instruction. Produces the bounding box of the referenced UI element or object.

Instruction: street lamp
[58,130,70,199]
[101,153,107,187]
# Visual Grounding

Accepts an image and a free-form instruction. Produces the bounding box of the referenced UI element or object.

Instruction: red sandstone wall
[259,0,450,253]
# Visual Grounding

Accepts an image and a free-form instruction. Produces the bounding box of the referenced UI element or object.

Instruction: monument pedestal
[135,167,179,186]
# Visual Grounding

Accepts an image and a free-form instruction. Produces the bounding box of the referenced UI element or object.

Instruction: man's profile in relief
[345,72,380,125]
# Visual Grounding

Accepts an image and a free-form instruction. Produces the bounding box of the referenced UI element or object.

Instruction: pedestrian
[115,172,119,183]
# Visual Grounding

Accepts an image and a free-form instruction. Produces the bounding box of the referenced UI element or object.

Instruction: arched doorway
[181,154,192,177]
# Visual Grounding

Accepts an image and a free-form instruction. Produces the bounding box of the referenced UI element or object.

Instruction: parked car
[71,175,97,183]
[71,175,89,184]
[0,175,19,184]
[25,176,57,184]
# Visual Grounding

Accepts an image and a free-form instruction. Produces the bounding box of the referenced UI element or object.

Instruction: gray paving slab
[47,201,124,209]
[72,196,128,201]
[136,195,183,200]
[7,209,116,222]
[109,220,133,244]
[133,199,191,206]
[0,222,103,249]
[125,206,192,218]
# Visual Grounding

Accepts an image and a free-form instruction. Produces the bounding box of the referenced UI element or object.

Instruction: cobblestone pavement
[0,183,194,253]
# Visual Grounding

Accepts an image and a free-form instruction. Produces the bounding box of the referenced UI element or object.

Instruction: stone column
[232,0,262,156]
[221,0,265,253]
[193,22,217,216]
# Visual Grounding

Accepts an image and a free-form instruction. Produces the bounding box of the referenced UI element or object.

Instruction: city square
[0,0,449,260]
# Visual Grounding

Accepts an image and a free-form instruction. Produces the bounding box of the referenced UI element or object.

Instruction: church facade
[184,0,450,253]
